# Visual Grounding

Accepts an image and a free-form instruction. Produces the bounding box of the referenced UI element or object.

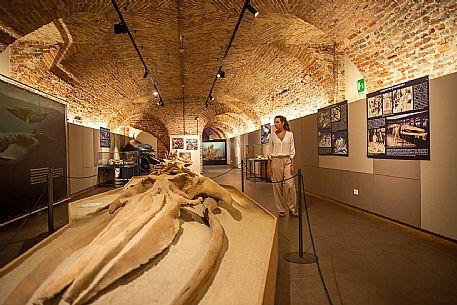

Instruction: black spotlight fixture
[209,94,215,101]
[143,69,149,78]
[245,1,259,17]
[114,22,128,34]
[156,97,164,107]
[205,102,208,109]
[216,70,225,78]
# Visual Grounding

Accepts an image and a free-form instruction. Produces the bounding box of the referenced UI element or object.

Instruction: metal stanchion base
[284,252,317,264]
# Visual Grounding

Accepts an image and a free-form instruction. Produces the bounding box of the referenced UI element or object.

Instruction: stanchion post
[297,169,304,258]
[283,168,316,264]
[47,168,55,234]
[241,159,244,193]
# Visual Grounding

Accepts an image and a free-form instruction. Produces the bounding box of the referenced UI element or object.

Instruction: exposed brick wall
[202,127,226,141]
[125,116,170,158]
[1,0,455,141]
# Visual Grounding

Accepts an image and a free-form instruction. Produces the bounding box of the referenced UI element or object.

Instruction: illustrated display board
[202,140,227,165]
[100,127,110,148]
[367,76,430,160]
[317,100,349,156]
[261,123,271,145]
[169,135,200,173]
[0,79,67,223]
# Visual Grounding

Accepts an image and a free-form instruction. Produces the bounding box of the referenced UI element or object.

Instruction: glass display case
[97,151,139,167]
[97,151,139,186]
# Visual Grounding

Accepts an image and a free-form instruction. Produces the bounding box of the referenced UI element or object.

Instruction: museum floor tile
[204,165,457,305]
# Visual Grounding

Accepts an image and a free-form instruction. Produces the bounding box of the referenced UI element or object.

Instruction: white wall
[344,54,366,103]
[68,123,97,194]
[169,134,201,173]
[0,47,10,77]
[136,131,158,155]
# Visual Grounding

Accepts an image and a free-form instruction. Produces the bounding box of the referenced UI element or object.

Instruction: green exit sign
[357,79,365,93]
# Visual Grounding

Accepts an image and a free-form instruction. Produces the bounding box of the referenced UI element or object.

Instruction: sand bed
[0,185,277,305]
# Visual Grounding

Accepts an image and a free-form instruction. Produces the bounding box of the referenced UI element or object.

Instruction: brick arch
[0,1,167,47]
[119,113,170,154]
[202,126,226,141]
[204,121,235,138]
[2,0,455,139]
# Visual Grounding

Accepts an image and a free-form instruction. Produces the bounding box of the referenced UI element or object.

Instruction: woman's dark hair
[274,115,290,131]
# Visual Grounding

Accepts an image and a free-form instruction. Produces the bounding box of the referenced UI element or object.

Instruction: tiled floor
[2,167,457,305]
[204,165,457,305]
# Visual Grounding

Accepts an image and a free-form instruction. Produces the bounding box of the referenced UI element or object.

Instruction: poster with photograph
[202,140,227,165]
[317,100,348,156]
[169,135,200,173]
[366,76,430,160]
[185,138,198,150]
[261,123,271,145]
[171,137,184,149]
[100,127,110,148]
[178,151,192,161]
[0,79,67,222]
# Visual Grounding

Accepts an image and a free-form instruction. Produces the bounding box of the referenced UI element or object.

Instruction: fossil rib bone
[29,161,230,305]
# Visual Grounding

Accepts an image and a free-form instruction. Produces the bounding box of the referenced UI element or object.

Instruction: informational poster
[261,123,271,144]
[317,100,348,156]
[367,76,430,160]
[100,127,110,148]
[0,79,67,222]
[202,140,227,165]
[169,135,200,173]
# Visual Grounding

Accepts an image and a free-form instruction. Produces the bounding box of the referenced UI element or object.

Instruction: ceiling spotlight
[156,97,164,107]
[216,70,225,78]
[153,90,159,97]
[205,102,208,109]
[143,69,149,78]
[114,22,128,34]
[209,94,215,101]
[245,2,259,17]
[195,116,199,121]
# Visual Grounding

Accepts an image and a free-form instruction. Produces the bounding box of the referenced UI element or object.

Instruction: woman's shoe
[289,210,299,217]
[278,211,286,217]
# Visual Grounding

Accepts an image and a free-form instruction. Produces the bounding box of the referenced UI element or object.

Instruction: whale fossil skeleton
[5,159,232,305]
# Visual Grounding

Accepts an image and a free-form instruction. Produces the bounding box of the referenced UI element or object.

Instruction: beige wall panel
[303,166,342,202]
[373,175,421,227]
[68,123,84,194]
[373,159,420,179]
[319,100,373,174]
[301,114,318,167]
[421,72,457,240]
[82,127,95,168]
[289,118,303,172]
[341,171,374,211]
[0,47,10,76]
[248,129,259,144]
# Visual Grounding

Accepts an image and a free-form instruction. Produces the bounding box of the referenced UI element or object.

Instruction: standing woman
[267,115,298,217]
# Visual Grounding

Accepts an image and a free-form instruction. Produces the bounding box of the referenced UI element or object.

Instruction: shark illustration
[7,107,47,124]
[0,130,53,162]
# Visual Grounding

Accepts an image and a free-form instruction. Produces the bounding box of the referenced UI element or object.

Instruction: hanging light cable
[111,0,165,106]
[203,0,259,108]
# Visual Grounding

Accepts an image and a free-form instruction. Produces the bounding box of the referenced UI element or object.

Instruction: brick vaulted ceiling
[0,0,456,146]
